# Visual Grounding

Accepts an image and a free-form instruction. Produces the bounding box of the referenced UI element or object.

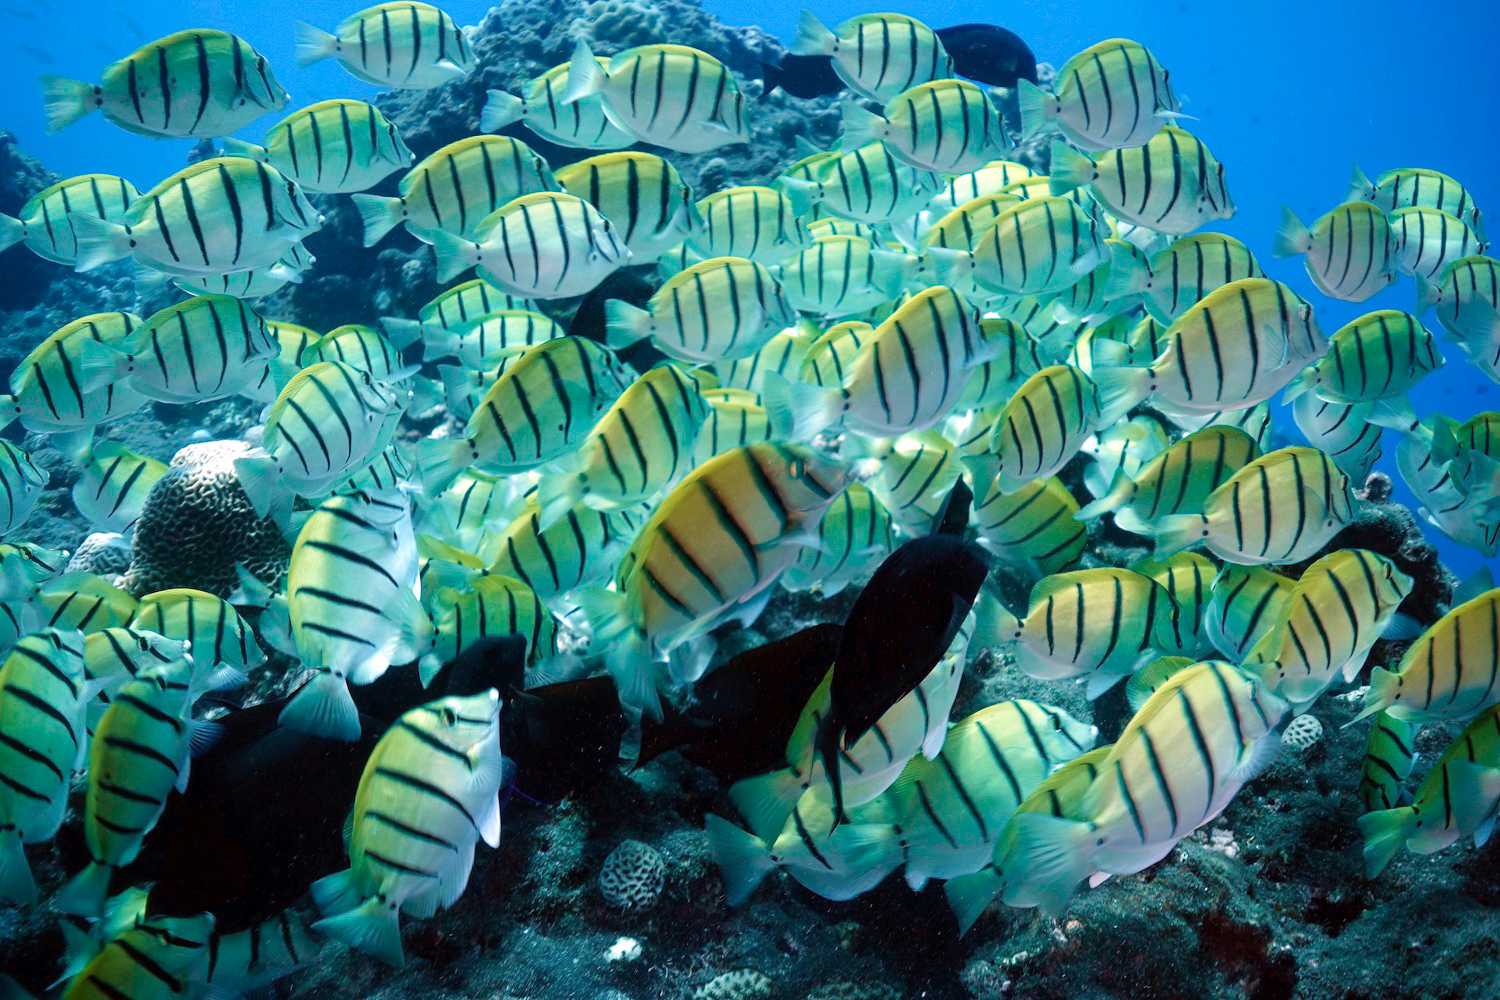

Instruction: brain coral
[599,839,665,910]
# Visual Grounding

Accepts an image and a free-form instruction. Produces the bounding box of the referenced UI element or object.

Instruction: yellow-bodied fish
[780,141,946,225]
[221,99,414,194]
[1389,206,1489,281]
[606,256,797,364]
[132,588,265,676]
[0,312,150,436]
[303,324,412,381]
[481,58,636,150]
[842,80,1010,174]
[1077,426,1260,534]
[1017,38,1179,151]
[791,11,951,102]
[1274,201,1399,303]
[691,185,810,264]
[71,441,167,533]
[0,174,139,265]
[930,195,1109,298]
[1104,232,1264,325]
[974,475,1087,577]
[1284,309,1444,404]
[1357,710,1418,814]
[1131,551,1217,658]
[779,236,912,318]
[421,574,558,685]
[987,364,1137,493]
[1348,164,1486,241]
[692,387,784,464]
[1203,564,1295,662]
[556,152,699,262]
[295,2,474,89]
[1353,585,1500,724]
[780,482,895,597]
[417,309,565,368]
[0,440,48,539]
[61,912,215,1000]
[1417,254,1500,380]
[1049,126,1234,235]
[485,497,644,602]
[856,429,964,538]
[383,279,536,348]
[713,325,815,395]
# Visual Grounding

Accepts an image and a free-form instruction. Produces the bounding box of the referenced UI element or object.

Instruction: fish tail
[777,177,824,212]
[1272,205,1312,258]
[350,193,407,248]
[791,9,837,56]
[920,246,975,289]
[560,40,604,105]
[428,229,481,283]
[1006,813,1096,917]
[54,860,112,918]
[1347,162,1375,202]
[760,371,841,441]
[1414,275,1442,316]
[1150,514,1210,560]
[480,89,524,132]
[1356,806,1415,877]
[39,75,96,132]
[1047,141,1095,195]
[0,828,37,906]
[534,471,584,533]
[601,623,663,722]
[727,769,804,841]
[1102,243,1149,301]
[217,136,267,161]
[1280,365,1318,402]
[418,435,477,495]
[1089,365,1151,426]
[603,299,653,350]
[1015,79,1056,140]
[0,214,24,254]
[1075,466,1132,521]
[293,21,339,67]
[704,814,775,906]
[839,99,883,150]
[66,212,132,272]
[231,454,284,520]
[312,894,405,967]
[944,867,1004,936]
[279,670,362,742]
[1346,666,1401,727]
[380,317,426,351]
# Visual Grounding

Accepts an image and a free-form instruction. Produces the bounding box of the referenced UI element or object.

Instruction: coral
[806,982,902,1000]
[691,969,772,1000]
[570,0,669,46]
[121,441,290,598]
[599,839,665,910]
[1281,714,1324,755]
[603,936,643,962]
[65,532,132,579]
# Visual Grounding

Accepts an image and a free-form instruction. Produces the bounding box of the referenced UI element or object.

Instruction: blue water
[1,0,1496,578]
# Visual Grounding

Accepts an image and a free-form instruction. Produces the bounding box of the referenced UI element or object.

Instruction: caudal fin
[294,22,340,67]
[429,229,482,283]
[1047,141,1096,195]
[0,830,37,906]
[704,814,775,906]
[39,76,96,132]
[1356,806,1415,877]
[0,215,24,255]
[944,867,1004,935]
[313,895,405,967]
[350,193,407,248]
[67,212,132,271]
[1272,205,1312,258]
[279,670,361,742]
[1005,813,1095,917]
[480,90,524,132]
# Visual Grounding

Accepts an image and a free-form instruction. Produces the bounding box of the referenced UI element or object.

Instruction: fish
[883,699,1098,889]
[1389,206,1489,282]
[1048,126,1235,236]
[1245,549,1416,713]
[33,571,140,635]
[1416,255,1500,381]
[1076,427,1261,535]
[555,152,699,263]
[220,99,414,195]
[131,588,265,677]
[692,387,784,464]
[1131,551,1217,658]
[686,186,808,265]
[1367,402,1500,557]
[0,312,150,438]
[302,324,414,382]
[81,626,188,732]
[918,193,1025,259]
[58,912,215,1000]
[973,475,1088,577]
[354,135,558,246]
[1154,446,1358,566]
[951,318,1047,412]
[779,236,912,319]
[713,325,816,395]
[68,157,322,277]
[934,23,1038,87]
[1274,201,1399,303]
[1284,310,1444,404]
[987,363,1140,493]
[779,141,946,225]
[928,160,1037,217]
[484,497,644,603]
[430,191,631,298]
[842,80,1011,174]
[0,441,49,538]
[1348,164,1486,241]
[1357,703,1500,876]
[780,482,895,596]
[1079,414,1172,502]
[416,308,566,370]
[856,429,964,538]
[0,174,138,266]
[1017,38,1180,151]
[792,11,951,103]
[295,2,474,89]
[170,244,314,302]
[418,336,632,492]
[1007,660,1286,915]
[1103,232,1265,325]
[929,195,1110,301]
[562,40,751,153]
[1124,654,1197,713]
[480,58,636,150]
[582,442,854,718]
[309,689,504,967]
[1357,710,1419,814]
[383,279,537,348]
[421,574,558,685]
[41,29,287,137]
[0,628,88,904]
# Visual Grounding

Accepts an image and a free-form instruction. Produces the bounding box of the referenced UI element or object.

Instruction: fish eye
[138,636,151,652]
[789,458,806,478]
[440,707,458,726]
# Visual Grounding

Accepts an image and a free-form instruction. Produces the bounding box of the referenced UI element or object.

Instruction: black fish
[759,53,846,100]
[935,24,1039,88]
[637,622,842,777]
[816,483,989,828]
[502,674,628,801]
[567,266,667,374]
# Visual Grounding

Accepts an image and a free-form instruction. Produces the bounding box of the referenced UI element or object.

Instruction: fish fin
[310,867,362,917]
[480,89,524,132]
[312,895,405,967]
[1150,514,1210,559]
[921,246,975,288]
[603,299,652,349]
[217,136,267,161]
[385,586,435,666]
[1446,760,1500,836]
[232,454,283,520]
[69,331,130,398]
[1474,811,1497,849]
[380,317,425,351]
[1380,613,1423,642]
[1006,813,1095,917]
[839,100,883,151]
[968,591,1011,654]
[293,21,339,66]
[1272,205,1312,258]
[777,176,823,212]
[39,75,95,132]
[1048,141,1095,195]
[1227,731,1282,784]
[791,8,837,56]
[67,212,132,272]
[1103,239,1149,300]
[474,780,504,849]
[1415,276,1442,316]
[729,769,803,841]
[418,436,477,495]
[1365,395,1418,433]
[1345,666,1400,728]
[279,671,361,742]
[1015,79,1055,140]
[429,229,481,283]
[704,814,774,906]
[604,628,662,722]
[1346,162,1374,202]
[1280,364,1319,402]
[1084,669,1127,700]
[350,193,406,248]
[1090,365,1151,427]
[760,370,841,441]
[0,215,24,254]
[54,860,112,919]
[1075,466,1132,520]
[560,40,604,104]
[945,867,1004,935]
[0,830,37,906]
[1356,806,1415,877]
[1453,566,1496,606]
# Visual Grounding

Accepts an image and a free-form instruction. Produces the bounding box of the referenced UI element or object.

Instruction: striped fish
[799,320,873,390]
[303,324,411,381]
[0,312,150,436]
[1017,38,1179,151]
[692,387,783,465]
[952,319,1047,412]
[132,588,266,676]
[421,574,558,685]
[931,195,1109,298]
[1007,660,1286,915]
[842,80,1010,174]
[562,41,751,153]
[481,58,636,149]
[310,689,503,967]
[0,628,88,905]
[1104,232,1264,324]
[354,135,558,246]
[1354,586,1500,724]
[204,909,324,994]
[1357,710,1419,814]
[383,279,536,348]
[485,497,644,602]
[278,489,432,741]
[1204,564,1296,662]
[81,626,188,733]
[1349,164,1487,241]
[1245,550,1414,713]
[919,193,1024,256]
[72,157,320,276]
[1124,654,1197,713]
[713,325,815,395]
[858,430,964,538]
[0,441,48,539]
[436,360,503,424]
[691,185,810,264]
[1080,414,1172,504]
[927,160,1036,217]
[431,191,631,298]
[884,700,1098,889]
[780,141,946,225]
[422,471,522,557]
[1358,703,1500,876]
[419,336,631,491]
[988,364,1131,493]
[1131,551,1217,658]
[1049,126,1234,235]
[42,29,286,137]
[607,256,797,364]
[583,443,855,716]
[993,293,1090,357]
[1274,201,1399,303]
[780,236,911,318]
[974,475,1087,577]
[535,362,709,529]
[56,654,198,918]
[1417,254,1500,374]
[1077,427,1260,533]
[781,482,895,597]
[1154,446,1357,566]
[418,309,565,368]
[295,2,474,89]
[60,912,215,1000]
[72,441,167,532]
[1390,206,1489,281]
[1000,567,1184,697]
[343,442,420,495]
[556,152,699,262]
[171,242,314,302]
[221,99,414,194]
[792,11,951,102]
[1457,412,1500,459]
[1285,309,1444,404]
[35,572,140,635]
[803,217,878,241]
[0,174,138,265]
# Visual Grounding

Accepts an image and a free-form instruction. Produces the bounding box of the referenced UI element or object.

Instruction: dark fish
[930,473,974,538]
[816,483,990,827]
[638,622,842,777]
[503,675,628,801]
[935,24,1039,88]
[759,52,846,100]
[567,266,667,373]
